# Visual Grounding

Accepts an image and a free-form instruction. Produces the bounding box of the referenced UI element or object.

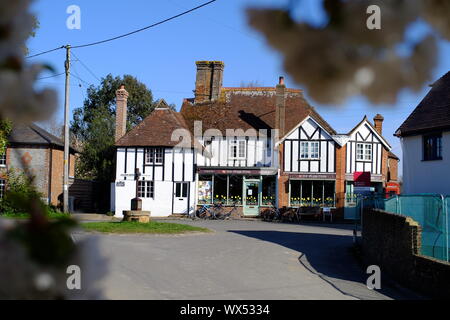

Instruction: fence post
[443,195,449,263]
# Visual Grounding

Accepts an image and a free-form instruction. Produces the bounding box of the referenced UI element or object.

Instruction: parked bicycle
[213,201,239,220]
[261,202,282,222]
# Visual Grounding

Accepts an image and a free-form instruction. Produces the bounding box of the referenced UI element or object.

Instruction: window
[198,175,213,204]
[357,143,372,161]
[0,149,6,166]
[423,133,442,161]
[229,140,246,160]
[175,182,188,198]
[145,148,164,165]
[138,181,154,198]
[290,180,335,207]
[300,142,319,159]
[0,179,5,199]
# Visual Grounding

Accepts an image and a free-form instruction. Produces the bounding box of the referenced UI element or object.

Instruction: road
[73,219,420,300]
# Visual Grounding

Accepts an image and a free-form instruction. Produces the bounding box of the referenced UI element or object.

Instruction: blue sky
[28,0,450,176]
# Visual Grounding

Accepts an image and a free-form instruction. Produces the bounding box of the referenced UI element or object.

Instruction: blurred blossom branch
[0,0,105,299]
[247,0,449,104]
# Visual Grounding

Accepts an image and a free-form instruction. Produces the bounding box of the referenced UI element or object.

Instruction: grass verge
[81,221,210,234]
[0,212,71,220]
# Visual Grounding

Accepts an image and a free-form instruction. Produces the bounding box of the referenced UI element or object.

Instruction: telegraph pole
[63,45,71,213]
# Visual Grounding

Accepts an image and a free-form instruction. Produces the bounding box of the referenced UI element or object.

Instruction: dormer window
[145,148,164,165]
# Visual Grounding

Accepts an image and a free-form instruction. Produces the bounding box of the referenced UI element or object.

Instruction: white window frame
[0,149,6,167]
[0,179,5,199]
[229,140,246,160]
[145,148,164,165]
[138,180,154,198]
[356,143,372,161]
[300,141,320,160]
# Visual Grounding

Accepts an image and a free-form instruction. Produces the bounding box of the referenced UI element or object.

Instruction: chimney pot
[279,76,285,86]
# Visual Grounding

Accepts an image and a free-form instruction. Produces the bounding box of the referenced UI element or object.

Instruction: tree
[71,74,156,181]
[247,0,449,105]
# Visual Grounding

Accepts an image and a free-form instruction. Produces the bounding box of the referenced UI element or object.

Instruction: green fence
[376,194,449,262]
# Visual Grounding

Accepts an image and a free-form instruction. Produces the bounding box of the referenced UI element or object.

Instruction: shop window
[198,175,213,204]
[324,181,335,206]
[290,180,336,207]
[290,180,302,206]
[262,176,276,206]
[313,181,323,206]
[213,175,227,204]
[229,175,243,205]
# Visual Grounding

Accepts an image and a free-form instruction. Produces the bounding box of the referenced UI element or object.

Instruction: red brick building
[0,124,77,207]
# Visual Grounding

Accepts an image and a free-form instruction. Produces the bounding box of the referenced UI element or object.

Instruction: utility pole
[63,45,71,213]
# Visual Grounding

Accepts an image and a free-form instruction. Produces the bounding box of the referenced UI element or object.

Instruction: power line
[26,0,217,59]
[71,51,101,82]
[26,45,65,59]
[72,0,216,49]
[36,72,65,80]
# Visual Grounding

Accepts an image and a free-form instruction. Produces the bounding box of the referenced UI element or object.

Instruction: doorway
[173,182,189,214]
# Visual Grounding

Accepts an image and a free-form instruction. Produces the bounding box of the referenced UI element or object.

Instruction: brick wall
[8,145,50,202]
[362,209,450,298]
[388,157,398,182]
[50,148,76,206]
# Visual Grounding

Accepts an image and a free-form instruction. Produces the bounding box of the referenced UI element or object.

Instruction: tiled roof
[180,87,336,137]
[396,71,450,137]
[115,108,200,148]
[8,123,78,153]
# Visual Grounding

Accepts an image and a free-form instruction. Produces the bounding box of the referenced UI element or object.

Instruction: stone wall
[362,209,450,298]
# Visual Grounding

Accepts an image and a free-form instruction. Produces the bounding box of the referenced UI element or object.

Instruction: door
[244,180,260,216]
[173,182,189,214]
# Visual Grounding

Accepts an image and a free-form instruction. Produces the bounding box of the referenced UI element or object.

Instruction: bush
[0,169,48,215]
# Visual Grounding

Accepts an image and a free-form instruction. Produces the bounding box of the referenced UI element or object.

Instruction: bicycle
[215,201,239,220]
[261,202,282,222]
[195,204,216,220]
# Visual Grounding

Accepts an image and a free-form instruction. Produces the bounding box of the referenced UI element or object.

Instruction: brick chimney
[373,114,384,135]
[276,76,286,138]
[115,85,129,142]
[194,61,224,103]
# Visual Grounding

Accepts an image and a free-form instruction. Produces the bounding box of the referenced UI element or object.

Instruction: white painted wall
[283,118,336,173]
[114,147,196,217]
[401,131,450,195]
[346,122,385,175]
[197,136,274,168]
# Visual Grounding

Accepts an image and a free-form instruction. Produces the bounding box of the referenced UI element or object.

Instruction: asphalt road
[73,219,421,300]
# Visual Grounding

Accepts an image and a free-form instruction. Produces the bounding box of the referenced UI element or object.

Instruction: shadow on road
[228,229,420,300]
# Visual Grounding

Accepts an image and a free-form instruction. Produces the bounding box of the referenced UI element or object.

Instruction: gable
[349,121,391,149]
[283,117,334,141]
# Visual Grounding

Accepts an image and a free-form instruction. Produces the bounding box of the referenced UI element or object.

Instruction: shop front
[288,174,337,208]
[197,168,277,216]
